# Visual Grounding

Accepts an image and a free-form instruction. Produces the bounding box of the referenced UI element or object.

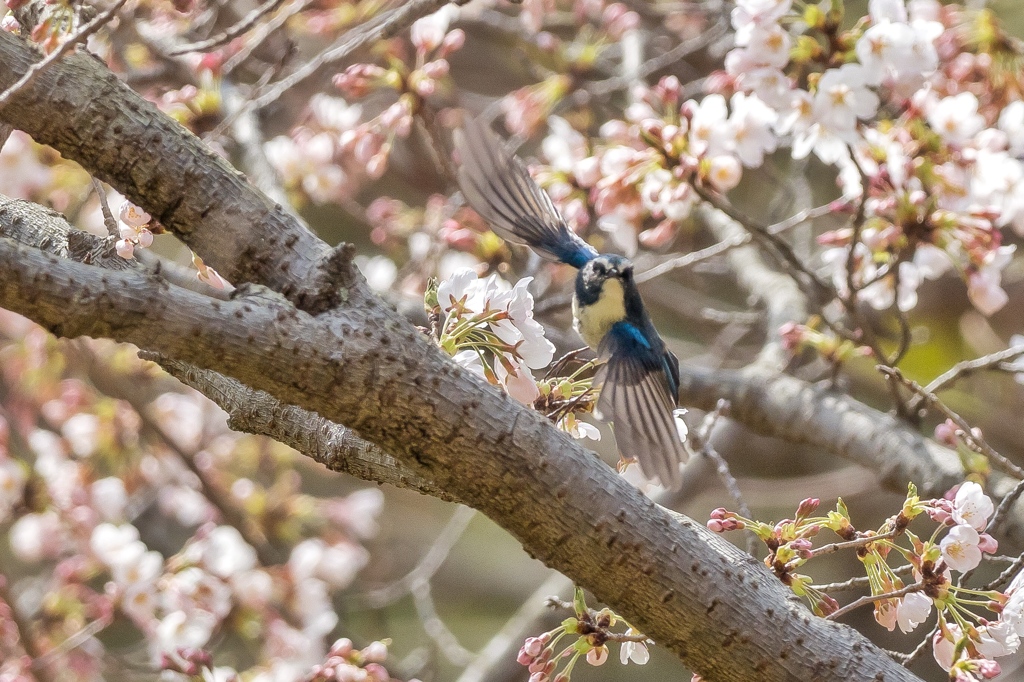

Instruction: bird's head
[576,254,634,306]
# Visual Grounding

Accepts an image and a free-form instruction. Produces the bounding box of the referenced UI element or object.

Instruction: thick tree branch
[148,355,457,502]
[0,233,920,681]
[0,29,345,307]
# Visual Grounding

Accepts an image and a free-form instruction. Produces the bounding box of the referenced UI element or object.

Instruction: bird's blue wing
[594,322,686,490]
[454,117,599,269]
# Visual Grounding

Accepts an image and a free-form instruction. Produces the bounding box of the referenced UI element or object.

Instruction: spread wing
[594,322,686,490]
[454,116,598,269]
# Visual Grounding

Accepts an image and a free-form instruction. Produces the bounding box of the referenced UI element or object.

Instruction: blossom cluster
[114,200,155,260]
[516,587,650,682]
[723,0,1023,315]
[0,315,398,681]
[428,268,555,404]
[267,8,465,205]
[708,481,1024,678]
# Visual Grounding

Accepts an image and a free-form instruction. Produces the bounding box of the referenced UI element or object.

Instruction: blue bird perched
[454,118,686,490]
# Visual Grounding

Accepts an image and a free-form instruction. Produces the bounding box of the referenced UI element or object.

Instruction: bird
[453,117,686,490]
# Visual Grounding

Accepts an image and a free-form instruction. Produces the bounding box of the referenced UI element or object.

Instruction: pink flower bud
[329,638,353,657]
[978,533,999,555]
[977,660,1001,678]
[421,59,450,79]
[440,29,465,55]
[790,538,813,559]
[115,238,135,259]
[796,498,821,518]
[933,418,960,450]
[361,641,388,663]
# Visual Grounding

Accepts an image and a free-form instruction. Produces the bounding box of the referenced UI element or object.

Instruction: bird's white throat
[573,277,626,350]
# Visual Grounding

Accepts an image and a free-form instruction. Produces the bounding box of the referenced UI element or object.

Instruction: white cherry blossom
[940,524,982,572]
[950,481,994,532]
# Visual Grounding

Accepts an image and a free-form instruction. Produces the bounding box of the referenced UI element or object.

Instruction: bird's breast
[573,278,627,350]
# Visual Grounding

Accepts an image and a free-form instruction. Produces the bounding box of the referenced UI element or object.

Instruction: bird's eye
[593,263,605,276]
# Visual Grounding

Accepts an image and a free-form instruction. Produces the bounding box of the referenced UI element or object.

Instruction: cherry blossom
[950,482,994,532]
[896,591,932,633]
[940,524,983,572]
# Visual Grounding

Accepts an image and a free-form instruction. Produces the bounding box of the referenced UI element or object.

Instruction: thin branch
[249,0,471,112]
[825,582,925,622]
[810,530,899,558]
[0,0,130,111]
[911,346,1024,412]
[146,355,459,503]
[359,505,475,608]
[693,186,834,303]
[811,565,915,593]
[879,366,1024,480]
[167,0,289,55]
[411,577,475,666]
[90,178,119,240]
[455,574,572,682]
[138,405,278,566]
[989,476,1024,537]
[222,0,317,74]
[691,401,757,555]
[578,17,727,97]
[636,233,749,283]
[888,623,934,666]
[32,618,109,671]
[985,550,1024,591]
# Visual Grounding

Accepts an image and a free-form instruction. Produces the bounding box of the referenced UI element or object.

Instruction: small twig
[879,366,1024,480]
[910,346,1024,413]
[222,0,317,74]
[411,577,475,666]
[359,505,475,608]
[888,624,934,666]
[250,0,470,112]
[811,565,915,593]
[90,178,119,240]
[33,617,109,670]
[985,550,1024,591]
[0,0,130,111]
[136,405,278,566]
[636,198,843,283]
[455,574,573,682]
[167,0,289,55]
[989,476,1024,537]
[693,186,833,302]
[691,401,757,555]
[577,18,727,97]
[810,529,898,558]
[825,582,924,622]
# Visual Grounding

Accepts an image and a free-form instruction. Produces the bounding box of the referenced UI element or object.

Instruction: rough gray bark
[0,27,937,682]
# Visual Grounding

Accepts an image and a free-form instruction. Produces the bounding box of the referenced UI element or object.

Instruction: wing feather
[454,117,598,268]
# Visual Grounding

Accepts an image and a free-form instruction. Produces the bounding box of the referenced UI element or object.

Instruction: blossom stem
[825,583,925,622]
[810,530,899,558]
